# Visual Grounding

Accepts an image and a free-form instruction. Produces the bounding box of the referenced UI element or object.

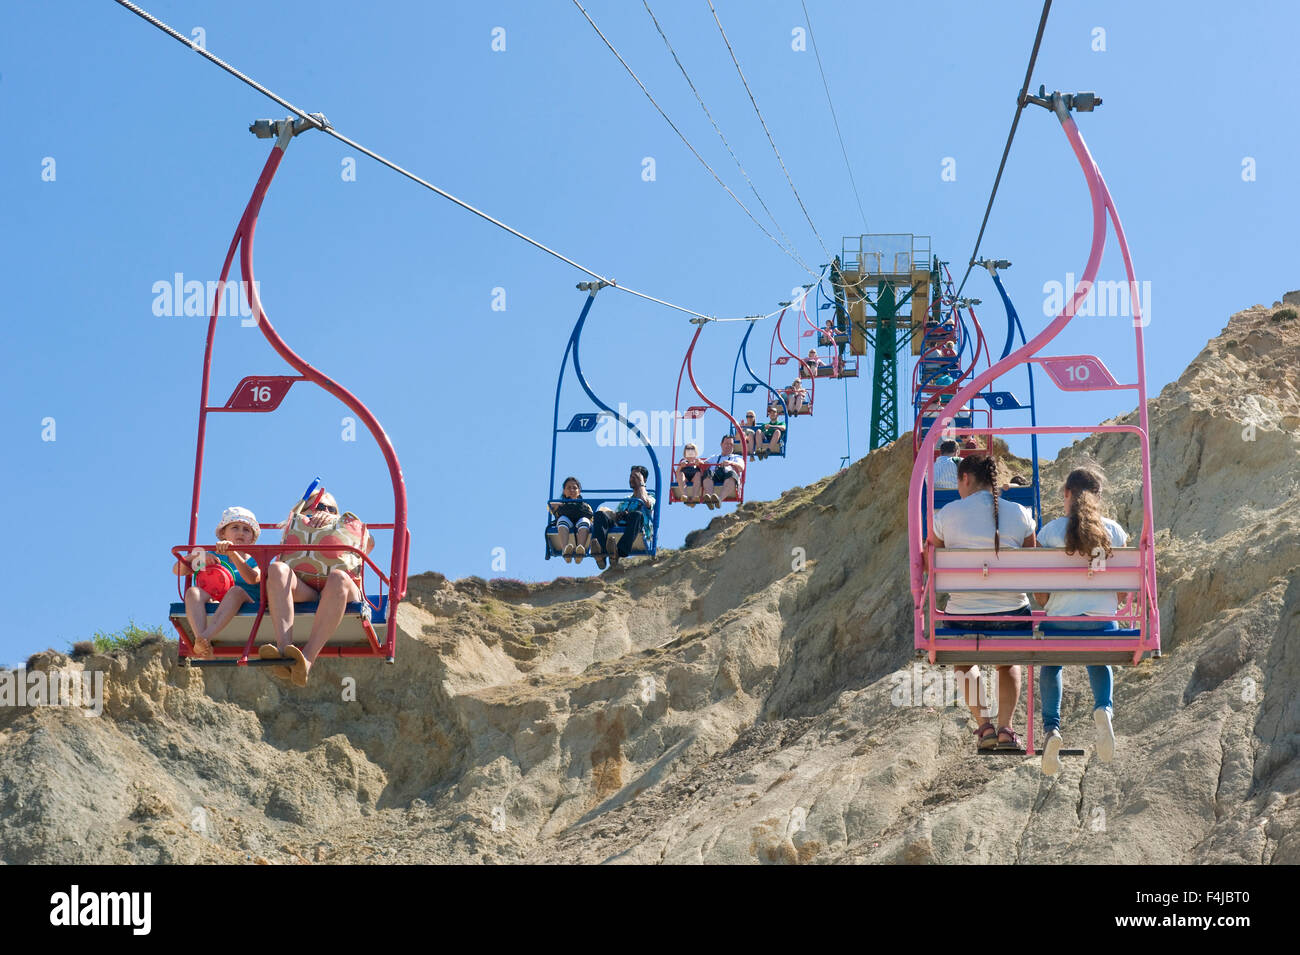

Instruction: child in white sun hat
[172,506,263,658]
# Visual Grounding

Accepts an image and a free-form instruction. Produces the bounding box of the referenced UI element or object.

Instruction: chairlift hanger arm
[910,106,1109,617]
[909,90,1160,663]
[229,128,409,606]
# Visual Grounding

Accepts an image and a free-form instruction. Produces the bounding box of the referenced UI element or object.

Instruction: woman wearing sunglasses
[260,488,374,686]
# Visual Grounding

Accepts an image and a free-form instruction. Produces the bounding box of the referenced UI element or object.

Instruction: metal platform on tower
[836,234,938,450]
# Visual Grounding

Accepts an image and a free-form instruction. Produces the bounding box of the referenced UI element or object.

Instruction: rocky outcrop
[1,303,1297,864]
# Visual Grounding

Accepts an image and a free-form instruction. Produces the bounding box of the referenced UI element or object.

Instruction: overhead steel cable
[642,0,817,277]
[800,0,868,234]
[706,0,832,262]
[571,0,822,282]
[111,0,797,324]
[953,0,1052,299]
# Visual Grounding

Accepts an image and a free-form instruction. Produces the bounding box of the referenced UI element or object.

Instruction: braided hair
[957,453,1003,554]
[1063,467,1112,560]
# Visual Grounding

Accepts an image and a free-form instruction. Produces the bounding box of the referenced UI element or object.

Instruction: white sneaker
[1094,708,1115,763]
[1041,729,1063,776]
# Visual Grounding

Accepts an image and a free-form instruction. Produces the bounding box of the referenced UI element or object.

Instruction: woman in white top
[1032,467,1127,775]
[928,454,1038,751]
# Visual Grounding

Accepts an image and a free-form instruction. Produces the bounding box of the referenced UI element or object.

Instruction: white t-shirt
[933,455,959,490]
[1037,516,1129,617]
[932,490,1036,615]
[709,452,745,470]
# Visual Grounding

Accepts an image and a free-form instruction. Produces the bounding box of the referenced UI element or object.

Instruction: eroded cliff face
[2,303,1297,865]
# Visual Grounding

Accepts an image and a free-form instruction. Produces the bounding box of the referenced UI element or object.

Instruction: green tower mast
[840,234,934,450]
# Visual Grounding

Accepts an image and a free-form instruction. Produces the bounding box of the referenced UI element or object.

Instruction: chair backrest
[932,546,1141,593]
[930,484,1035,513]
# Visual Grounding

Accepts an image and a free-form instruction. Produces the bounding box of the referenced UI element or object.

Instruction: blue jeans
[1038,621,1116,732]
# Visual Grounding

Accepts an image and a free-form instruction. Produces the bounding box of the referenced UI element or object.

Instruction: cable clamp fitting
[249,112,331,140]
[1024,85,1103,116]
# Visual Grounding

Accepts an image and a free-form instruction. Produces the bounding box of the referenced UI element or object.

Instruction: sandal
[284,644,310,687]
[997,727,1023,750]
[191,634,214,660]
[258,643,290,681]
[562,543,575,563]
[973,722,998,751]
[572,544,586,564]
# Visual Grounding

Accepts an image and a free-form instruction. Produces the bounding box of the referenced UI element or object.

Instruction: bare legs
[302,569,360,666]
[955,664,1022,736]
[184,585,253,658]
[758,429,783,456]
[265,565,360,685]
[702,474,740,507]
[677,470,704,506]
[183,585,215,656]
[573,521,591,561]
[266,562,310,654]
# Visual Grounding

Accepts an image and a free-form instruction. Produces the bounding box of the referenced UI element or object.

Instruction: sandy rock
[1,301,1297,864]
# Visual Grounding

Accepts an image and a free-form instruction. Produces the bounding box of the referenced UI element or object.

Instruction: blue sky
[2,1,1297,663]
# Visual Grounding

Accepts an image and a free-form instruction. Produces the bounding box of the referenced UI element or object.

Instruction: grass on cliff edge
[75,620,166,655]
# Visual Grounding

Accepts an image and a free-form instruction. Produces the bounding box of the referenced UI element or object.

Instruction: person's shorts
[294,570,363,594]
[943,605,1032,631]
[555,515,592,532]
[679,465,700,482]
[711,466,737,484]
